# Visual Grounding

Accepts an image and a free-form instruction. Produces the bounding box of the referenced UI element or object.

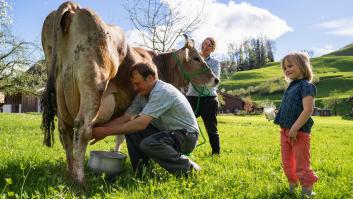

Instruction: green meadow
[220,51,353,114]
[1,113,352,198]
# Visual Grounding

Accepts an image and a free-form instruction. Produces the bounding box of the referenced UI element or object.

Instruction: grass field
[0,113,352,198]
[219,53,353,115]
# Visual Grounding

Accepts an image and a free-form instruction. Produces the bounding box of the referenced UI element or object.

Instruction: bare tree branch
[0,41,31,60]
[0,26,44,94]
[123,0,205,52]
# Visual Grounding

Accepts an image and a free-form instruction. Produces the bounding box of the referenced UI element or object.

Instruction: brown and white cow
[41,1,218,187]
[41,1,128,186]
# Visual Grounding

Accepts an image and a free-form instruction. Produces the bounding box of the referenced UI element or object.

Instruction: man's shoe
[212,151,220,156]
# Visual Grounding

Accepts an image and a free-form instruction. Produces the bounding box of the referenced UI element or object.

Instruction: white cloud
[317,17,353,36]
[126,29,144,47]
[126,0,293,57]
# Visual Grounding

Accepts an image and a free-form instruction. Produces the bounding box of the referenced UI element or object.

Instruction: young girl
[274,52,318,196]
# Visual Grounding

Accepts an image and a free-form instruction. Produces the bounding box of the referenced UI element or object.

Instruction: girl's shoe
[302,187,316,197]
[289,183,298,193]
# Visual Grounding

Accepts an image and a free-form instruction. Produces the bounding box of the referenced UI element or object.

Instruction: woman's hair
[203,37,216,50]
[281,52,314,82]
[129,61,158,80]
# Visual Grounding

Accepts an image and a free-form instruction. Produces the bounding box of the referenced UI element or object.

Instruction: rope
[193,86,210,147]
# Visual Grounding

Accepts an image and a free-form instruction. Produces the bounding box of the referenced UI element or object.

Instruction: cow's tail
[41,73,57,147]
[40,10,60,147]
[40,3,78,147]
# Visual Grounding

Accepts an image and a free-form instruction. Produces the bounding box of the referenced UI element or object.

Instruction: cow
[41,1,218,187]
[41,1,128,186]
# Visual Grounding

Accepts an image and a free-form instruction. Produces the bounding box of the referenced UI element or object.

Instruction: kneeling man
[91,61,200,175]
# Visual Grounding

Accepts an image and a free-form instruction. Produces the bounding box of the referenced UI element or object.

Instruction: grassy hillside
[220,47,353,114]
[325,42,353,56]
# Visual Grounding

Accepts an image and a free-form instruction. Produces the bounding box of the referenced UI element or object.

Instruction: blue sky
[8,0,353,61]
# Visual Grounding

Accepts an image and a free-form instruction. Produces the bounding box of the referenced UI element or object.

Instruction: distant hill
[325,43,353,56]
[219,46,353,115]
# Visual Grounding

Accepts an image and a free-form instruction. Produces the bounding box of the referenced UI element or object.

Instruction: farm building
[0,60,45,113]
[1,91,42,113]
[313,107,332,116]
[219,92,244,113]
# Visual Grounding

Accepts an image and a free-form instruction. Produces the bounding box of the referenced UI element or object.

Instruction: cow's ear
[60,11,74,34]
[183,34,194,48]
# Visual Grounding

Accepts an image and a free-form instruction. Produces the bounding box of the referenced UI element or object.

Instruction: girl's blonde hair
[281,52,314,82]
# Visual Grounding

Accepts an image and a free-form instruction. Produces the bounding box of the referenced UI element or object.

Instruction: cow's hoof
[75,177,87,190]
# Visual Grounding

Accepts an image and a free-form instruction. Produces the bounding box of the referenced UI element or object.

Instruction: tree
[259,37,266,66]
[124,0,205,52]
[248,39,256,68]
[224,36,275,73]
[226,43,240,72]
[266,40,275,62]
[1,0,43,95]
[0,0,11,26]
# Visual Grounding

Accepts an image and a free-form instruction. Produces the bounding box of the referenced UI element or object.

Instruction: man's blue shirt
[274,79,317,133]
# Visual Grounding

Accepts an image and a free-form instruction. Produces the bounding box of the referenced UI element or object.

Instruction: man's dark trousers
[125,125,198,174]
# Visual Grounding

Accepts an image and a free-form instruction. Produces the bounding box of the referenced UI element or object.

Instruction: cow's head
[176,34,219,87]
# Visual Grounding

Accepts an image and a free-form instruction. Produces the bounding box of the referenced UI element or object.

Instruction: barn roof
[219,92,243,100]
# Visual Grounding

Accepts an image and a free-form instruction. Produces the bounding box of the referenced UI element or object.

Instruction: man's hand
[90,127,108,145]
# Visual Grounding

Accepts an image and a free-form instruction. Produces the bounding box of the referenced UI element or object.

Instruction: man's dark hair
[129,61,157,79]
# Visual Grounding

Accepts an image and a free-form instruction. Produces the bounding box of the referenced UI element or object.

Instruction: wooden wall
[3,93,40,113]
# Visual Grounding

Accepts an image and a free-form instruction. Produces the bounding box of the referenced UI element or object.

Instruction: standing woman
[186,37,221,155]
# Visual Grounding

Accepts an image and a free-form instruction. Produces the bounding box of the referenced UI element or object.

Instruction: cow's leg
[115,135,125,152]
[72,79,109,186]
[71,93,116,185]
[72,120,91,186]
[58,117,74,176]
